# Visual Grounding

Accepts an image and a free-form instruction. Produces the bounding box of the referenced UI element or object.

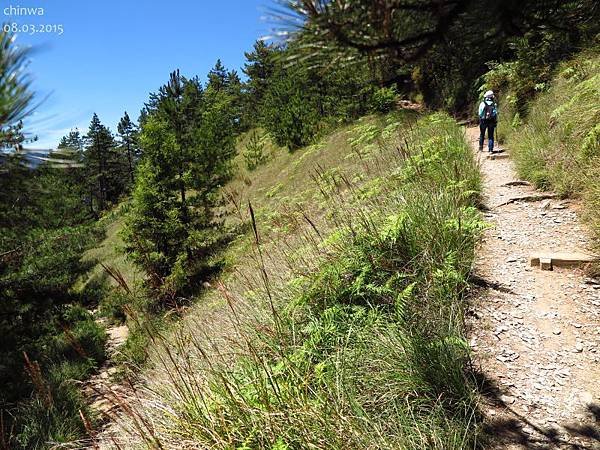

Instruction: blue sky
[7,0,273,148]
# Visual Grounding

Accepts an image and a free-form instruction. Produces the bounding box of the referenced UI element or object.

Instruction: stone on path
[540,257,553,271]
[487,152,510,160]
[497,193,558,207]
[503,180,531,187]
[107,325,129,348]
[530,251,600,270]
[500,394,516,404]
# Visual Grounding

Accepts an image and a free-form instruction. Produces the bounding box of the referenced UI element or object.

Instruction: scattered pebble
[500,394,516,404]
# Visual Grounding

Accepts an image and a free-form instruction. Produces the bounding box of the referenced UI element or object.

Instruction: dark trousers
[479,120,496,151]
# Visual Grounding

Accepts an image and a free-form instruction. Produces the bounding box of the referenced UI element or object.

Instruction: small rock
[494,325,510,335]
[500,394,516,405]
[581,391,594,405]
[91,399,112,413]
[552,328,561,335]
[496,351,520,362]
[540,258,553,271]
[575,342,584,352]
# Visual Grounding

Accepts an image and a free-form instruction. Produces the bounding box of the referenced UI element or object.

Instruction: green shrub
[0,227,107,449]
[0,224,103,399]
[369,86,398,113]
[480,30,585,117]
[243,129,269,170]
[117,312,168,368]
[99,288,130,322]
[8,307,106,449]
[507,50,600,245]
[119,325,150,368]
[261,68,321,150]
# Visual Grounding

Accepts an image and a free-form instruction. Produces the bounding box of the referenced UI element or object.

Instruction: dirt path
[81,320,129,425]
[466,127,600,449]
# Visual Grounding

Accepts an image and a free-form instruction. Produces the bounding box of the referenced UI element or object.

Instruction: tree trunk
[126,140,134,184]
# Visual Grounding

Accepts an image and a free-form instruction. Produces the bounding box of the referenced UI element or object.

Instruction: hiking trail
[467,126,600,449]
[82,319,129,426]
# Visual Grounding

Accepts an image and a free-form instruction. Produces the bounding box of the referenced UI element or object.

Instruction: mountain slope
[94,112,486,449]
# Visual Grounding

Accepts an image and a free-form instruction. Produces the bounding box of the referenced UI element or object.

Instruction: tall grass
[507,51,600,244]
[99,113,484,449]
[3,306,107,449]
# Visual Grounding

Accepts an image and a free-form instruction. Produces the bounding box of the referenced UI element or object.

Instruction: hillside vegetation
[496,50,600,246]
[102,112,485,449]
[2,2,599,448]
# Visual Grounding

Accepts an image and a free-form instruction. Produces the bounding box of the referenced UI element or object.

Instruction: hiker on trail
[478,90,498,152]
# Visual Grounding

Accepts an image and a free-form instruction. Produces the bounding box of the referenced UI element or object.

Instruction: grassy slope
[80,115,397,304]
[78,115,414,357]
[100,112,485,449]
[80,210,141,290]
[507,50,600,246]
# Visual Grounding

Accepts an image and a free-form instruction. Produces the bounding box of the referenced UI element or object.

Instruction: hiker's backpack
[482,102,497,122]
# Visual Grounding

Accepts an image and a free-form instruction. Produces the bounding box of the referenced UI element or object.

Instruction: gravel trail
[467,126,600,449]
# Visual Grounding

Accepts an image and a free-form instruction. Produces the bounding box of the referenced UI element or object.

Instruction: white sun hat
[484,90,494,98]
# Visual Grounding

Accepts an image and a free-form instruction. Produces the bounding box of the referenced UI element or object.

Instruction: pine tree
[279,0,600,110]
[84,114,126,213]
[56,129,85,172]
[117,111,140,184]
[37,129,89,223]
[225,69,245,132]
[207,59,228,92]
[262,64,320,150]
[242,41,278,125]
[124,70,236,297]
[0,31,33,148]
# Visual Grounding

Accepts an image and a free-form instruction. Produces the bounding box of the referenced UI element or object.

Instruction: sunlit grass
[96,112,485,449]
[508,50,600,246]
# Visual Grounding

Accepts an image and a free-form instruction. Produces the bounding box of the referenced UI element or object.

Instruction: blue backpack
[481,101,497,122]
